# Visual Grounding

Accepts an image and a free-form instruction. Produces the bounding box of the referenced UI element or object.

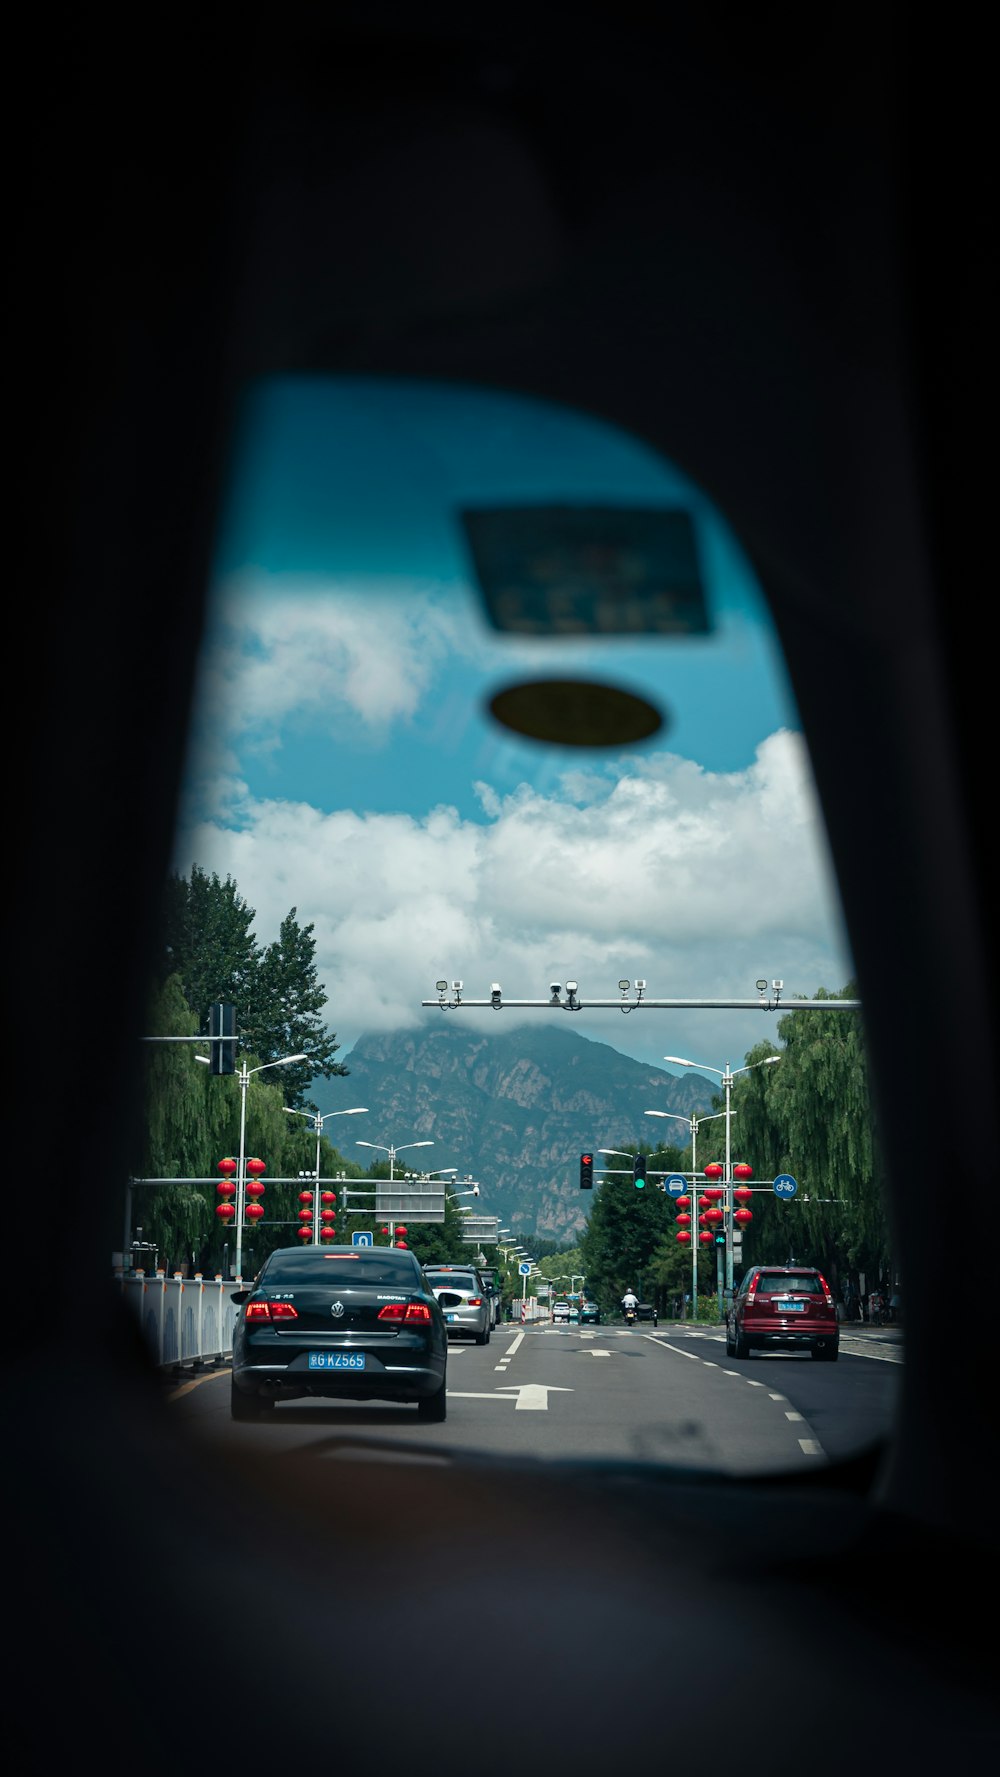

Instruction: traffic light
[580,1152,594,1190]
[633,1153,647,1187]
[209,1001,237,1075]
[713,1223,726,1246]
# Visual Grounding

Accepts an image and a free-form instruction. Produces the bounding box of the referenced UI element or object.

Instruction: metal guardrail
[118,1271,242,1370]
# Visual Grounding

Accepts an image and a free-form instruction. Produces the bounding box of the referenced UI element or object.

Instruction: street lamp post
[663,1054,781,1309]
[355,1138,434,1243]
[203,1050,310,1278]
[644,1107,726,1316]
[282,1105,369,1242]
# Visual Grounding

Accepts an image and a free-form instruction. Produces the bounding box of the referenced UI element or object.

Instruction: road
[164,1319,900,1473]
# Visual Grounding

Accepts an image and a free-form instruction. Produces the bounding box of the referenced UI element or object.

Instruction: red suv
[726,1266,839,1362]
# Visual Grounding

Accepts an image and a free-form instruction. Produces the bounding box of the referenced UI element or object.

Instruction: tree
[247,907,348,1104]
[578,1159,673,1309]
[155,872,348,1104]
[157,867,261,1020]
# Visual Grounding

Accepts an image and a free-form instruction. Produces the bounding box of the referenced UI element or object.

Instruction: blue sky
[173,376,854,1077]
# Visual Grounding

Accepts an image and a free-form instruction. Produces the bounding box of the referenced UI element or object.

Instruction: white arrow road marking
[496,1383,574,1410]
[446,1384,573,1410]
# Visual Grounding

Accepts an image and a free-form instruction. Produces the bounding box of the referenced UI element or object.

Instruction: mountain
[309,1024,716,1244]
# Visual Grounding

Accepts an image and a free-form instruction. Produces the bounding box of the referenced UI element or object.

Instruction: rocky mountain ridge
[310,1024,716,1243]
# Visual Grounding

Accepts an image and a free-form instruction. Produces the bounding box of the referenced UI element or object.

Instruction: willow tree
[134,974,220,1269]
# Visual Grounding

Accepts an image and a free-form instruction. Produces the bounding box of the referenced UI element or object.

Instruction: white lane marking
[507,1331,526,1355]
[785,1410,805,1422]
[798,1439,823,1456]
[579,1349,614,1358]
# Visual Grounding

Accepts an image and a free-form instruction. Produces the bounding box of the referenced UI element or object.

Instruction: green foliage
[575,987,893,1308]
[135,868,353,1271]
[154,869,348,1101]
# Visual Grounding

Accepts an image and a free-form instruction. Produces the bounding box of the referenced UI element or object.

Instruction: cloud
[173,726,852,1069]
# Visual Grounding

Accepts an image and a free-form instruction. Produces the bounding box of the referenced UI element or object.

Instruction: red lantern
[245,1178,265,1199]
[705,1206,723,1224]
[297,1226,311,1241]
[381,1226,390,1235]
[245,1158,266,1177]
[217,1158,237,1177]
[216,1180,236,1198]
[320,1209,336,1224]
[298,1190,314,1205]
[699,1231,713,1245]
[676,1230,691,1245]
[733,1163,753,1181]
[704,1186,724,1202]
[735,1207,753,1225]
[321,1227,337,1242]
[298,1207,313,1222]
[321,1191,336,1205]
[244,1201,264,1221]
[675,1195,690,1210]
[215,1202,235,1221]
[396,1225,408,1237]
[395,1239,408,1249]
[703,1162,723,1181]
[675,1212,691,1227]
[734,1185,752,1205]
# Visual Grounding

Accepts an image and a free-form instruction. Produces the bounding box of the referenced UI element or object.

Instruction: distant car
[477,1267,503,1327]
[726,1265,839,1361]
[579,1301,600,1325]
[423,1264,492,1344]
[229,1244,448,1422]
[552,1300,571,1323]
[636,1302,658,1325]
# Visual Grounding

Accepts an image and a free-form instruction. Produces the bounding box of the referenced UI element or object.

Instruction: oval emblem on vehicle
[331,1301,345,1318]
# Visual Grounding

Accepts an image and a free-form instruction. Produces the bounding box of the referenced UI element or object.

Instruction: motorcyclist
[622,1288,639,1318]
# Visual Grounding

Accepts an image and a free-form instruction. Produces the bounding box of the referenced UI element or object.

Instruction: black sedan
[230,1245,449,1422]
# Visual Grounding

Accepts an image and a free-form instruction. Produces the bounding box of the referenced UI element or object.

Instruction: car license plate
[308,1351,366,1370]
[446,1313,457,1322]
[776,1300,804,1312]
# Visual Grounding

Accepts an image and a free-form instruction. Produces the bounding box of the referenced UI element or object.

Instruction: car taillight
[746,1275,759,1304]
[244,1301,299,1322]
[818,1273,834,1306]
[377,1302,433,1323]
[467,1297,483,1307]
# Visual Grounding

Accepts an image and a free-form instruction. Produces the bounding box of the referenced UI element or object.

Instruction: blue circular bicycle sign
[773,1173,798,1198]
[664,1174,688,1197]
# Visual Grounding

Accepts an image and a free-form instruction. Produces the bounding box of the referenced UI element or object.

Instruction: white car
[423,1265,492,1344]
[552,1300,571,1323]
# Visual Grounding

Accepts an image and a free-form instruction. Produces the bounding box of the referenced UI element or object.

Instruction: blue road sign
[518,1261,532,1275]
[773,1174,798,1198]
[353,1230,374,1246]
[664,1174,688,1197]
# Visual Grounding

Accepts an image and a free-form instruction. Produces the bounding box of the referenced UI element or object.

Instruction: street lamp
[644,1107,726,1316]
[282,1105,369,1243]
[356,1137,433,1243]
[662,1055,781,1303]
[197,1049,309,1277]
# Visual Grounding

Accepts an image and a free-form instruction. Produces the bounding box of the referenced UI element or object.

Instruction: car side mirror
[231,1289,249,1305]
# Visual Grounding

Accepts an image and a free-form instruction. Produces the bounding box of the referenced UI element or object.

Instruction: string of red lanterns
[215,1156,268,1225]
[674,1162,754,1246]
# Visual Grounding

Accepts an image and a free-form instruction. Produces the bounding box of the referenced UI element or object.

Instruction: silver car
[423,1265,492,1344]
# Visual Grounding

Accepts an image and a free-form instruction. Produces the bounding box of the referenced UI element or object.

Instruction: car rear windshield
[427,1271,478,1287]
[260,1252,423,1287]
[758,1273,822,1293]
